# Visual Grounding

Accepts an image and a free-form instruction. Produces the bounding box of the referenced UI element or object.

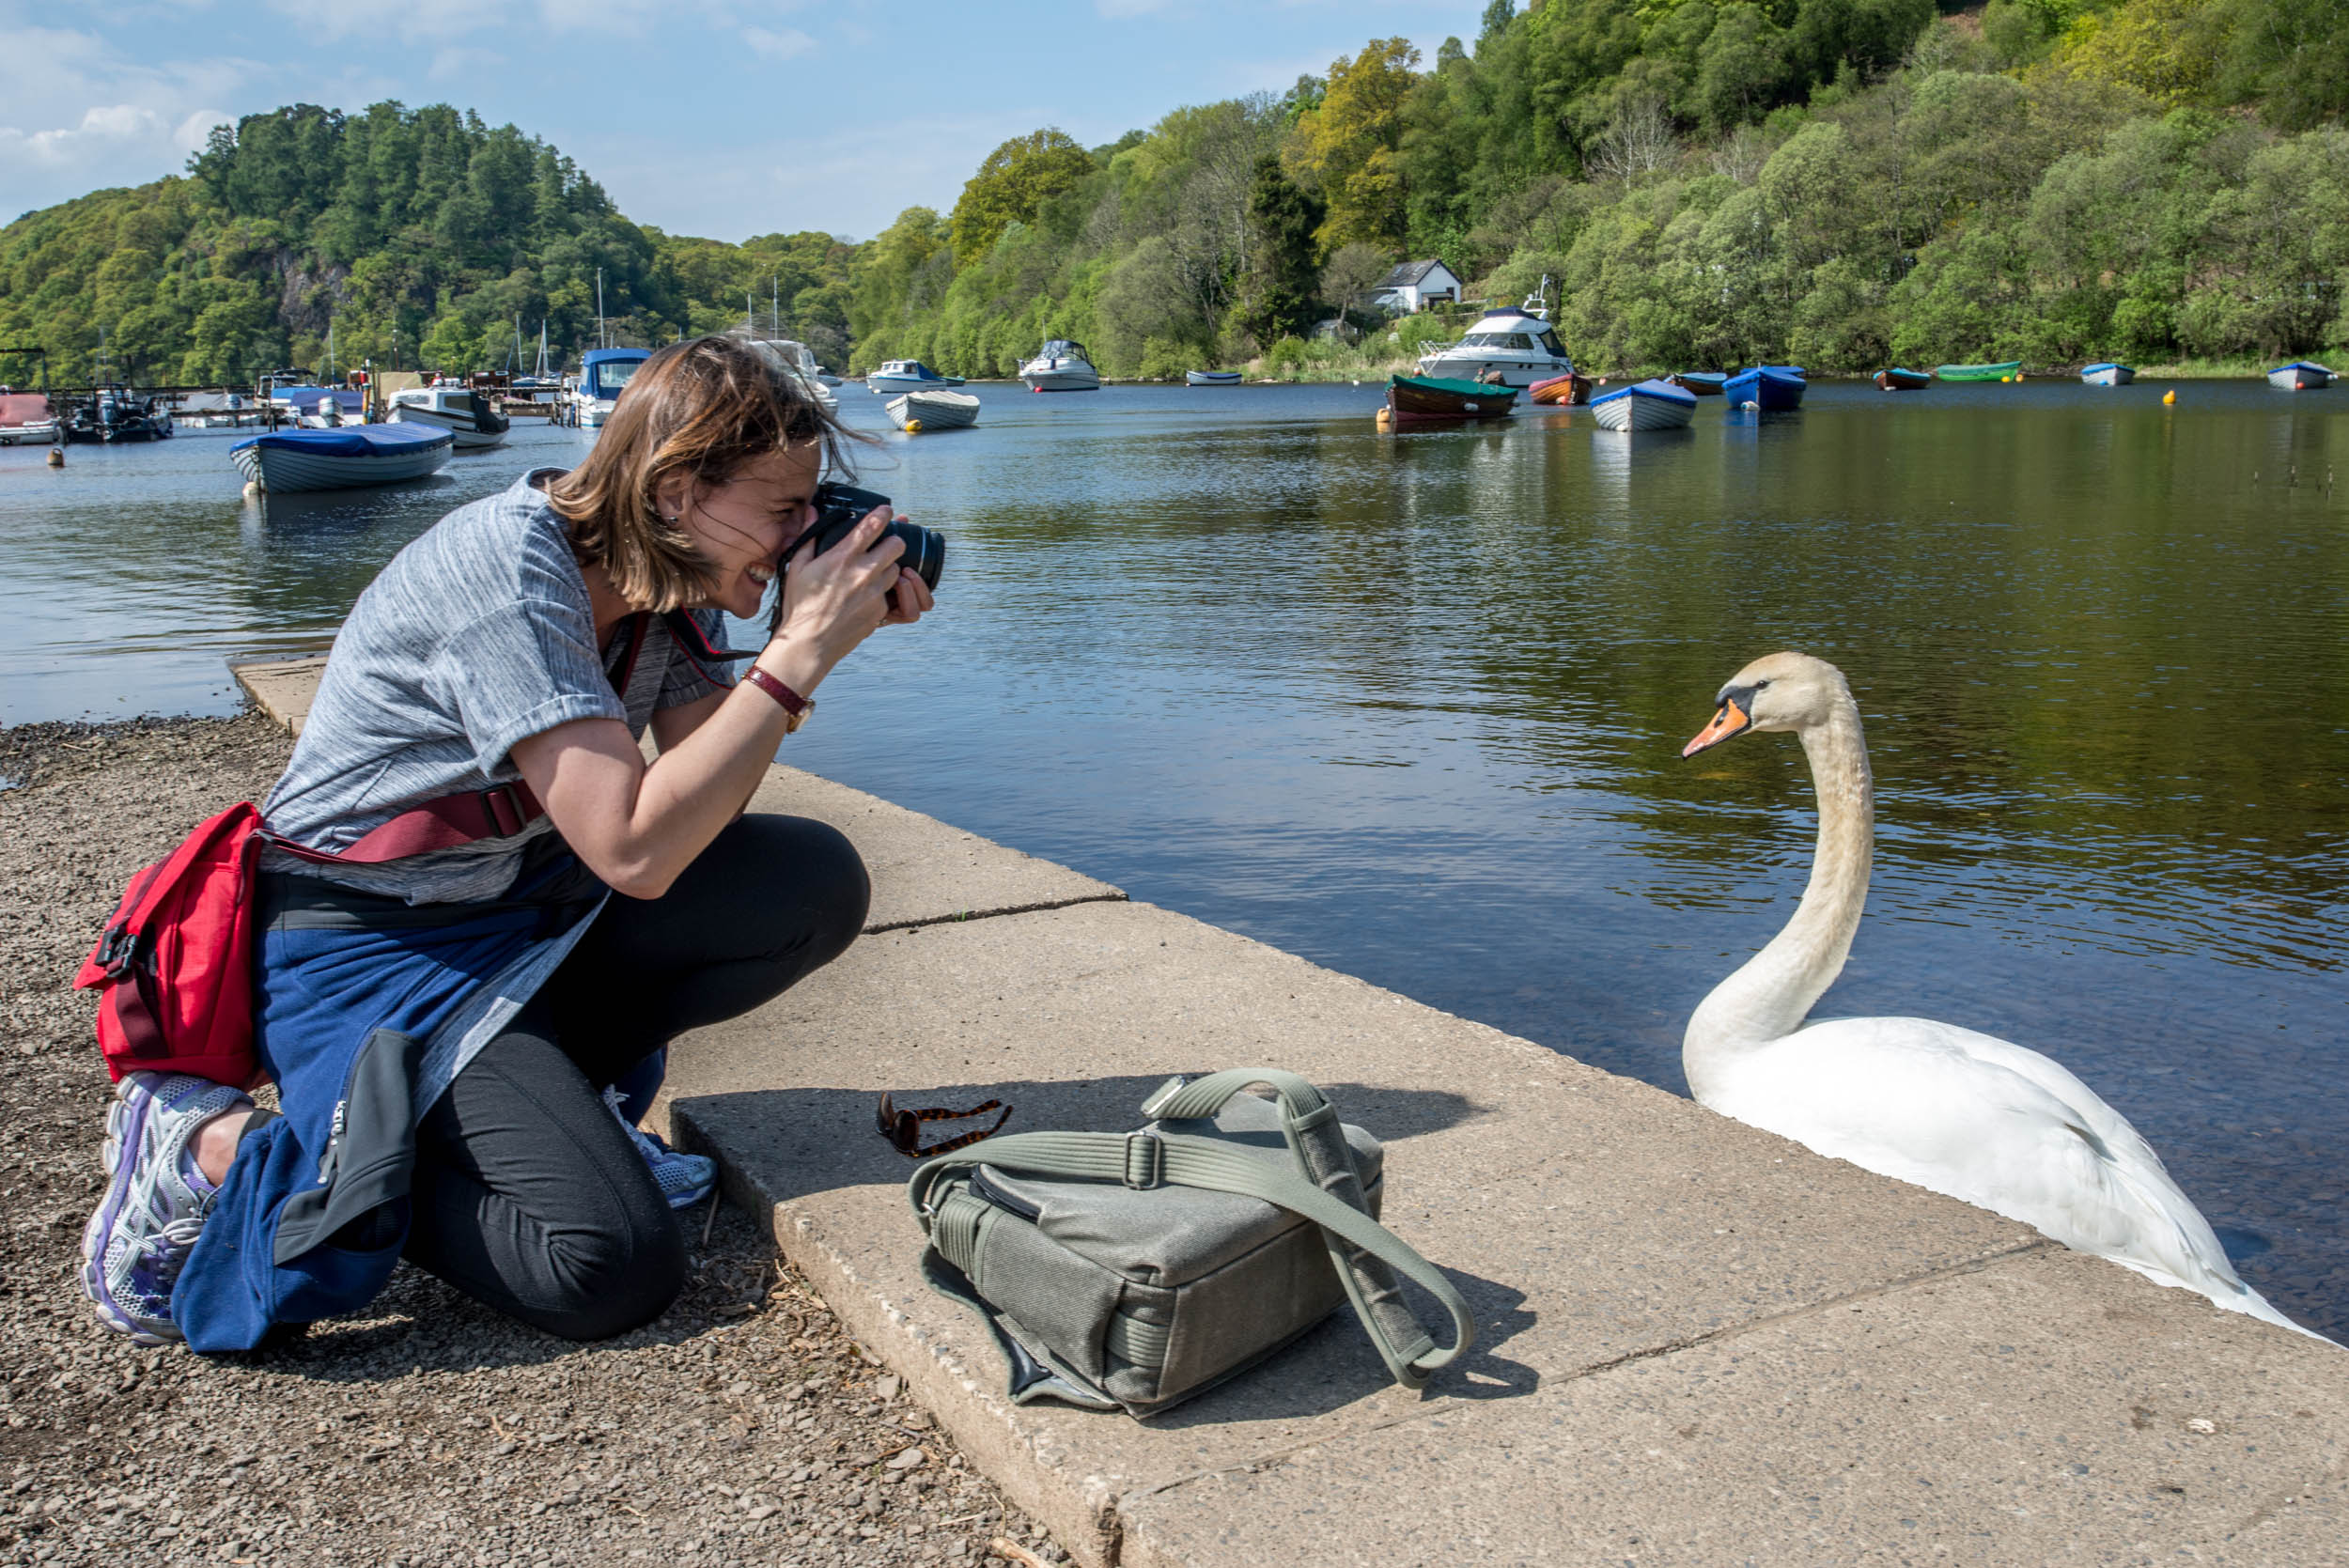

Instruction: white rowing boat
[886,390,980,431]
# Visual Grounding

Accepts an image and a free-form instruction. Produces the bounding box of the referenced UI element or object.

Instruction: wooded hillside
[3,0,2341,385]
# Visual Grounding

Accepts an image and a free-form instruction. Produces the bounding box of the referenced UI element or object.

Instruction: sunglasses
[876,1092,1013,1158]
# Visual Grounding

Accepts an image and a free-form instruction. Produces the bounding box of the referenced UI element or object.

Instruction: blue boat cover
[231,424,452,458]
[1592,379,1698,406]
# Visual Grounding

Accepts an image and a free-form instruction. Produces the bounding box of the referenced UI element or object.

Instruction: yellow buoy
[47,445,65,467]
[2000,376,2013,383]
[904,420,923,433]
[2163,389,2176,405]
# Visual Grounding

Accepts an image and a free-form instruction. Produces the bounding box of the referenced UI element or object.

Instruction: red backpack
[75,783,544,1088]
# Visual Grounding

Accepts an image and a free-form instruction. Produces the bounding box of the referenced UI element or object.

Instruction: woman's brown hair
[547,335,856,612]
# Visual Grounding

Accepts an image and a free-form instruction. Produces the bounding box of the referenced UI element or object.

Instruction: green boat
[1934,361,2025,381]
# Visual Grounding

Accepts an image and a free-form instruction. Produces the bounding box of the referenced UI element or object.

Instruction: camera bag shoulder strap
[909,1072,1474,1391]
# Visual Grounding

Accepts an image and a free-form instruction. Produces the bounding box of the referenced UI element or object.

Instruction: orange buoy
[47,445,64,467]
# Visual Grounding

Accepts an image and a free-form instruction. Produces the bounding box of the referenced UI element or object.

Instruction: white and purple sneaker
[602,1086,717,1210]
[80,1072,251,1344]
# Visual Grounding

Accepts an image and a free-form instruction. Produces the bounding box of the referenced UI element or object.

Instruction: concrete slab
[743,766,1122,932]
[226,656,1122,932]
[230,655,329,736]
[1114,1246,2349,1567]
[655,899,2325,1567]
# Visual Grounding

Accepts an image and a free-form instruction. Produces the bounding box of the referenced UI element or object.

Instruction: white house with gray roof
[1369,259,1463,314]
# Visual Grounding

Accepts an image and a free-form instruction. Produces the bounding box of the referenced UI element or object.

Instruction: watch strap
[743,667,814,731]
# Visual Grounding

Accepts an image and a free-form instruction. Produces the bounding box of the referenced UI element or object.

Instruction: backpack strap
[265,780,545,866]
[1138,1069,1455,1389]
[908,1115,1474,1391]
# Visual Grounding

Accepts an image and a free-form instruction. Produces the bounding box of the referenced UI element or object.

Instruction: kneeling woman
[83,336,931,1350]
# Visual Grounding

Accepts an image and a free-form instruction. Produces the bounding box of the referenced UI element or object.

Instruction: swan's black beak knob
[1683,691,1754,757]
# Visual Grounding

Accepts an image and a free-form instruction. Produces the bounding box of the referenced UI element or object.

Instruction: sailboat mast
[597,268,607,349]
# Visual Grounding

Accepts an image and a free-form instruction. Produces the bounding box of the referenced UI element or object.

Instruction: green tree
[948,130,1096,266]
[1290,39,1423,249]
[1238,155,1326,345]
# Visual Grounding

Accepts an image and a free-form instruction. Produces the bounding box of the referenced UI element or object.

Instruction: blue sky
[2,0,1487,241]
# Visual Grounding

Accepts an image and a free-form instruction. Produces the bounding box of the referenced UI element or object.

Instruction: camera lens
[804,483,944,590]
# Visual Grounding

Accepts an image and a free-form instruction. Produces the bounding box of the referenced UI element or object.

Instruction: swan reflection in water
[1679,651,2329,1342]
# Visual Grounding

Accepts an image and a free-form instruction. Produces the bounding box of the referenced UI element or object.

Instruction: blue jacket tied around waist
[173,897,598,1353]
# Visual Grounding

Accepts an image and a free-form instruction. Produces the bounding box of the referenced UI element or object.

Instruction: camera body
[772,483,945,631]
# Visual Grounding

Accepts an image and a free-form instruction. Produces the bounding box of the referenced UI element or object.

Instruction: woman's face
[660,444,822,620]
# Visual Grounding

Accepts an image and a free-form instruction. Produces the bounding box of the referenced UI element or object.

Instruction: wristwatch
[743,667,815,732]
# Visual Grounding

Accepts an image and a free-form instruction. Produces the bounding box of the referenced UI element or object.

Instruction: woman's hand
[769,505,907,675]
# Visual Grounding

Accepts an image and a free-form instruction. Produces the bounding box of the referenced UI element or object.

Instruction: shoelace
[137,1215,208,1295]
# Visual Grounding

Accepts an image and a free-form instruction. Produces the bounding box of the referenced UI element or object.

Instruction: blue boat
[867,359,965,394]
[1669,371,1728,396]
[229,424,454,492]
[2081,363,2135,386]
[1723,365,1807,411]
[1589,379,1698,432]
[2268,362,2335,391]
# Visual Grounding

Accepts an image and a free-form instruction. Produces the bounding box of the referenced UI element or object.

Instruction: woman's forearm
[513,635,833,899]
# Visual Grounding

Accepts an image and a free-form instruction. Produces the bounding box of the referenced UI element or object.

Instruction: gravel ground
[0,715,1067,1568]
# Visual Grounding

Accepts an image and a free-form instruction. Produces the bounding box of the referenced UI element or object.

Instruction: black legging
[400,814,869,1339]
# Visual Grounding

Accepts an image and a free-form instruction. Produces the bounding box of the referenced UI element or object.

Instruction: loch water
[3,380,2344,1334]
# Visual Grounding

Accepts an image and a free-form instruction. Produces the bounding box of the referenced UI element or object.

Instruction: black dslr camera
[771,483,945,631]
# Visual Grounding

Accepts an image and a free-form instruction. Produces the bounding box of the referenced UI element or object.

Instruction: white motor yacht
[1019,339,1101,392]
[748,340,840,414]
[387,384,512,449]
[1412,277,1575,388]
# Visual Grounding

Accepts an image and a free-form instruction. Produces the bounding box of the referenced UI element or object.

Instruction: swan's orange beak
[1682,698,1750,757]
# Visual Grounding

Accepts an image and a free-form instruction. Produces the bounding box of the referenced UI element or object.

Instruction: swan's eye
[1754,679,1772,691]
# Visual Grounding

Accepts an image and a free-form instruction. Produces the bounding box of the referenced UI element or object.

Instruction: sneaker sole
[79,1079,181,1346]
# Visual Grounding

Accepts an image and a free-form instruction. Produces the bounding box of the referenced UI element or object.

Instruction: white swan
[1680,650,2323,1340]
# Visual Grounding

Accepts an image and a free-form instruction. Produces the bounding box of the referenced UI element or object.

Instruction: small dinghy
[2268,361,2335,391]
[1934,360,2024,381]
[1379,374,1518,426]
[1589,379,1697,432]
[885,389,980,431]
[1185,370,1241,386]
[1724,365,1806,411]
[388,385,511,448]
[230,424,454,492]
[1670,371,1728,396]
[1874,367,1932,392]
[1529,370,1592,405]
[2080,363,2135,386]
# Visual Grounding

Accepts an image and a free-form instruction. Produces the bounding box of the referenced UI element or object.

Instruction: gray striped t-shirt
[260,468,734,904]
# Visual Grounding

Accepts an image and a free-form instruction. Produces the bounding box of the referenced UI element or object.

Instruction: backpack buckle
[95,924,143,979]
[481,784,528,837]
[1123,1131,1164,1189]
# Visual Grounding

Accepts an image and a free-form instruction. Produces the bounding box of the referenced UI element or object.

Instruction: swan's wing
[1901,1017,2171,1176]
[1710,1017,2245,1294]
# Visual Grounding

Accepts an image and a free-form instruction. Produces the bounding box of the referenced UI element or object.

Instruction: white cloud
[742,25,817,59]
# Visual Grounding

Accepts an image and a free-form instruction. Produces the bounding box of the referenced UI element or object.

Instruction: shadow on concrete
[674,1076,1495,1204]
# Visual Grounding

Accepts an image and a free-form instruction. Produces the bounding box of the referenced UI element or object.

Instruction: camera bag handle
[909,1069,1473,1392]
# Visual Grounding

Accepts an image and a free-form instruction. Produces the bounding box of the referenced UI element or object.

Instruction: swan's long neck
[1684,694,1874,1103]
